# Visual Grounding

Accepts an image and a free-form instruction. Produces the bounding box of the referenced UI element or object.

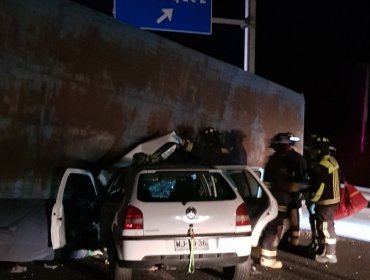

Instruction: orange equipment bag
[335,183,368,220]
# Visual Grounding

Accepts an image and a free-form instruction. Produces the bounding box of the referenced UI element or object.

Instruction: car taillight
[123,205,143,230]
[235,203,251,226]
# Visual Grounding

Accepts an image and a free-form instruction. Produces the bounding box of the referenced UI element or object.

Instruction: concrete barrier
[0,0,304,198]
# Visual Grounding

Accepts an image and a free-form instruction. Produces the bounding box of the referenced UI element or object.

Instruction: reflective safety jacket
[310,155,341,206]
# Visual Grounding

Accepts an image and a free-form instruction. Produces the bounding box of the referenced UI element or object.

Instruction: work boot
[315,254,337,264]
[307,242,319,253]
[260,257,283,269]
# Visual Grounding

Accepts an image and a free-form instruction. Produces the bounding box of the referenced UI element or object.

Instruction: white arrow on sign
[156,8,173,24]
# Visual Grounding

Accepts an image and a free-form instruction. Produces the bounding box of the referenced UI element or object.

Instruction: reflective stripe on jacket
[311,155,340,205]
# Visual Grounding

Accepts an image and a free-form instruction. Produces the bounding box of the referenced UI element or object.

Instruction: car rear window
[137,171,236,202]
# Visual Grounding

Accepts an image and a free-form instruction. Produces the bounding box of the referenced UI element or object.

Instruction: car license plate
[174,239,209,251]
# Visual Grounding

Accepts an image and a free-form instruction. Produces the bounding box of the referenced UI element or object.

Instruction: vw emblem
[186,207,197,219]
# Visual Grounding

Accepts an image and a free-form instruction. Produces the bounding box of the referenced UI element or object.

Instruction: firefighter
[303,134,339,253]
[225,129,248,165]
[303,133,320,252]
[308,136,340,264]
[179,127,234,165]
[260,132,307,269]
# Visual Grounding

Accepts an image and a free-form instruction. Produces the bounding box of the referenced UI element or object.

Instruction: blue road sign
[114,0,212,35]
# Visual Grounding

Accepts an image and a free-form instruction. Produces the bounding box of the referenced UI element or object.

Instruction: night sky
[252,1,370,185]
[73,0,370,185]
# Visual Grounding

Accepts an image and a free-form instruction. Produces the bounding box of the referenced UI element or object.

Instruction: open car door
[51,168,99,250]
[218,165,278,247]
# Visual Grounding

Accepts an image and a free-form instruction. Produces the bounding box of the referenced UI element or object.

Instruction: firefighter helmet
[311,136,330,155]
[202,127,221,146]
[270,132,300,146]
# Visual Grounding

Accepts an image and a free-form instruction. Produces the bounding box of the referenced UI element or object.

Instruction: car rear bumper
[118,253,250,269]
[114,235,251,268]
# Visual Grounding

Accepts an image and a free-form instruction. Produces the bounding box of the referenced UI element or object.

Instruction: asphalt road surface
[1,231,369,280]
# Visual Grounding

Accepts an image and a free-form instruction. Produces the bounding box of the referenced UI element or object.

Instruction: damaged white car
[51,132,277,280]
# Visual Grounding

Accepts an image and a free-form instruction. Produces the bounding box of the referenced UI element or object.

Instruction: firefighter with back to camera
[308,136,340,264]
[179,127,247,165]
[260,132,307,269]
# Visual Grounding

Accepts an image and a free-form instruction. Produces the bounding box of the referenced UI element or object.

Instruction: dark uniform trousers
[261,200,289,260]
[261,194,293,259]
[287,192,302,245]
[316,204,337,255]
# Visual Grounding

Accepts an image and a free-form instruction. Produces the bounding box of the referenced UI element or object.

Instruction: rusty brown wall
[0,0,304,198]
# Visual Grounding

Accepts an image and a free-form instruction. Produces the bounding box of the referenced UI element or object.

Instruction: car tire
[113,259,133,280]
[107,237,133,280]
[223,256,251,280]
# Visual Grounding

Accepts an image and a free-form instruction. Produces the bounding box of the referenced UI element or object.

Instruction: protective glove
[308,203,316,215]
